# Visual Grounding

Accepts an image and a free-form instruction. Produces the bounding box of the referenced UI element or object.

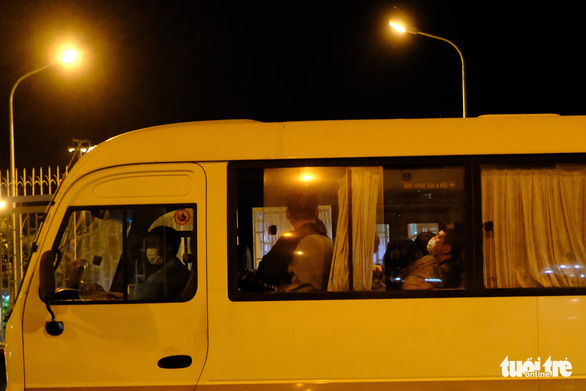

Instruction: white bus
[4,115,586,390]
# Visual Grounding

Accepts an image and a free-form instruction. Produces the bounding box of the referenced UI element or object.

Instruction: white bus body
[4,115,586,390]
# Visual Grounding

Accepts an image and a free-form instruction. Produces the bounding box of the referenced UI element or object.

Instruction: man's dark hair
[148,226,181,253]
[444,223,465,260]
[286,189,319,220]
[414,231,435,256]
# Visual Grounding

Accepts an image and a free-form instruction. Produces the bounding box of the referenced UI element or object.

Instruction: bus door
[22,163,207,390]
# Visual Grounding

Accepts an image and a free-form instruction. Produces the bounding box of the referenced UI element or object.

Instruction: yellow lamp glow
[389,21,407,33]
[61,49,78,64]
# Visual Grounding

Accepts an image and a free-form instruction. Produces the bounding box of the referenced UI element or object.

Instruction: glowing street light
[389,20,467,118]
[389,21,416,34]
[9,47,80,198]
[67,138,94,159]
[61,49,78,64]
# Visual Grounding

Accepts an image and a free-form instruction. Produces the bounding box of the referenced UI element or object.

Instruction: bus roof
[70,115,586,177]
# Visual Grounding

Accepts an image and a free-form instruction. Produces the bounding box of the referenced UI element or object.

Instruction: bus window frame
[228,153,586,301]
[48,203,198,305]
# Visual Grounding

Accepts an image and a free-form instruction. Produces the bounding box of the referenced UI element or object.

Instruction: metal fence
[0,167,66,338]
[0,167,64,197]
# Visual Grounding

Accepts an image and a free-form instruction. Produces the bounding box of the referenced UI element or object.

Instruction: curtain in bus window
[329,167,382,291]
[482,166,586,288]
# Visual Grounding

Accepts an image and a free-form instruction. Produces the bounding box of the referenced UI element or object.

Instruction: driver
[133,226,190,300]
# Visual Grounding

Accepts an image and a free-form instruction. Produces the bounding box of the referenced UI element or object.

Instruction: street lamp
[67,138,93,159]
[7,48,79,295]
[389,20,467,118]
[8,48,79,198]
[61,49,78,64]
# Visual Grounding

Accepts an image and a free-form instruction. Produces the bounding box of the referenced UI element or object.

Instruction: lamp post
[7,48,78,297]
[389,21,467,118]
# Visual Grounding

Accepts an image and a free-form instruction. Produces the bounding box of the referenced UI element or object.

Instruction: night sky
[1,1,585,170]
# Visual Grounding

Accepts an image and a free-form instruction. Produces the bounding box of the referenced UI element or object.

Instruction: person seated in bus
[402,225,464,290]
[133,226,190,300]
[383,237,422,289]
[257,189,333,292]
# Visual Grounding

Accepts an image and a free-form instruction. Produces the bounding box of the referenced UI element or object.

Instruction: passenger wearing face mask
[134,226,190,300]
[402,225,464,290]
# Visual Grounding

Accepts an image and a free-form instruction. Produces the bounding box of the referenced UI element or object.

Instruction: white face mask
[426,236,438,256]
[146,248,163,265]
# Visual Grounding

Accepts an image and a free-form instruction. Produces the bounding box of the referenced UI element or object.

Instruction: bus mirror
[39,250,65,336]
[39,250,57,303]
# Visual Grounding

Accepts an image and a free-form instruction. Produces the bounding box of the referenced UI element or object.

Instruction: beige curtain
[329,167,382,291]
[483,166,586,288]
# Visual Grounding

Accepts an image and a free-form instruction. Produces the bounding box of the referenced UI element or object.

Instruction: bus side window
[482,164,586,289]
[233,163,467,297]
[52,206,197,303]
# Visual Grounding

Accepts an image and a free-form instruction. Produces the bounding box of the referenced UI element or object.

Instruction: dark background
[1,1,584,170]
